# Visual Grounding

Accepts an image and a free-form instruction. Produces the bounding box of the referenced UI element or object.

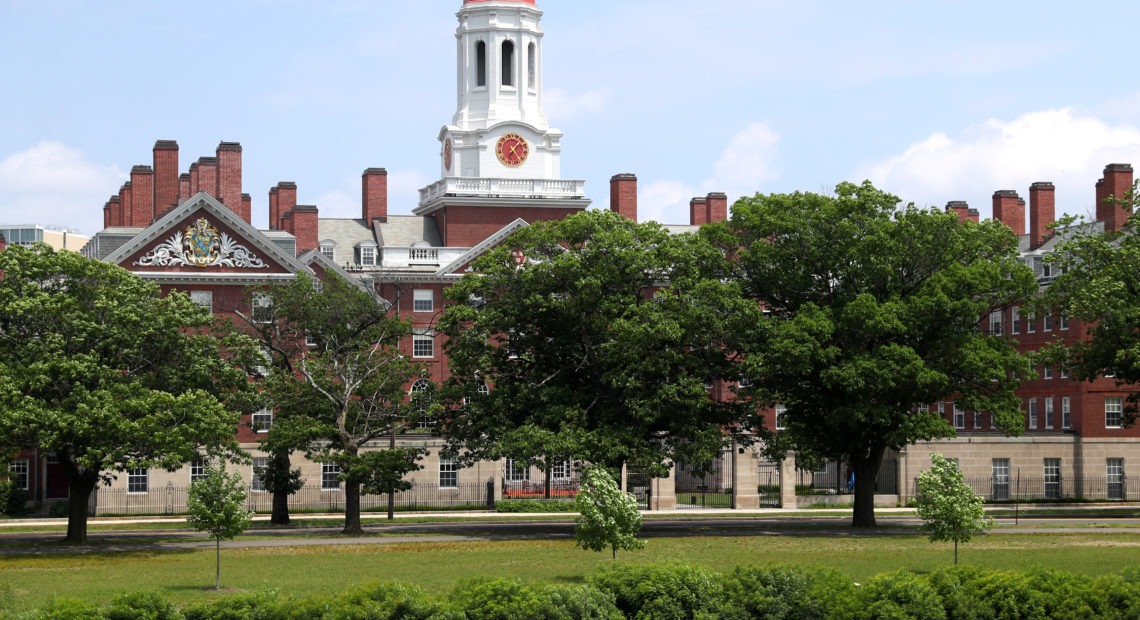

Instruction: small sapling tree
[914,453,993,564]
[187,465,254,590]
[574,466,645,559]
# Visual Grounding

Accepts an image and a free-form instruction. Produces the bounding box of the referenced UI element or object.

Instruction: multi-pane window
[1044,397,1054,429]
[321,463,342,491]
[320,243,335,262]
[190,290,213,314]
[413,330,434,358]
[1044,458,1061,499]
[505,459,530,482]
[1043,364,1053,380]
[992,458,1010,500]
[1060,364,1069,379]
[359,245,376,267]
[8,458,29,490]
[413,289,434,313]
[1062,397,1072,429]
[775,404,787,430]
[251,408,274,433]
[251,292,273,323]
[551,459,572,480]
[1011,306,1021,334]
[1028,398,1038,429]
[988,310,1003,336]
[251,457,269,492]
[1060,314,1070,331]
[953,403,965,430]
[1027,312,1036,333]
[439,458,458,488]
[128,468,148,493]
[1107,458,1125,500]
[190,458,208,484]
[1106,397,1124,428]
[973,411,983,430]
[1043,312,1053,332]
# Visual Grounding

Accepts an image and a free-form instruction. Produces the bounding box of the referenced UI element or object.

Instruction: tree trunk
[343,482,364,535]
[850,448,886,528]
[387,491,395,521]
[954,540,959,565]
[64,472,98,544]
[268,448,293,525]
[215,537,222,590]
[270,490,291,525]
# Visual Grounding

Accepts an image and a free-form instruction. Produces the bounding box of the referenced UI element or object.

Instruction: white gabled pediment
[104,192,310,284]
[436,218,529,276]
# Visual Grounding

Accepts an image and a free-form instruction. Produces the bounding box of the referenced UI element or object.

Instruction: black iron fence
[758,461,781,507]
[915,475,1140,503]
[796,458,899,495]
[501,478,580,500]
[84,480,495,516]
[675,449,733,509]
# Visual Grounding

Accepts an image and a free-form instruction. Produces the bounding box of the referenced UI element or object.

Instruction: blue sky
[5,0,1140,236]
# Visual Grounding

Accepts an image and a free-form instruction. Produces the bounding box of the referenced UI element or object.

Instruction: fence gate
[675,448,732,510]
[757,461,781,507]
[624,465,652,510]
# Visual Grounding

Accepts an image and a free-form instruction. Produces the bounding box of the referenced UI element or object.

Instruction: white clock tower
[417,0,587,216]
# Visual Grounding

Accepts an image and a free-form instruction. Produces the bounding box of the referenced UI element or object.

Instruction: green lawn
[4,529,1140,615]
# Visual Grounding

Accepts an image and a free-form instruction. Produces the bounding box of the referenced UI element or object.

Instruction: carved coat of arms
[134,217,269,269]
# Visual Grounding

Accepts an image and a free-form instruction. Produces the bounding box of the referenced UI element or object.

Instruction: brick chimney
[292,205,319,255]
[706,192,728,223]
[689,197,708,226]
[946,200,970,222]
[268,187,279,230]
[196,157,218,198]
[362,168,388,223]
[1029,182,1055,249]
[108,195,123,227]
[1097,163,1134,233]
[216,142,246,221]
[280,211,293,235]
[968,208,980,223]
[991,190,1024,236]
[609,173,637,221]
[189,162,199,195]
[103,202,111,229]
[178,173,191,203]
[129,166,155,227]
[153,140,179,218]
[277,182,298,231]
[242,194,252,223]
[119,182,133,227]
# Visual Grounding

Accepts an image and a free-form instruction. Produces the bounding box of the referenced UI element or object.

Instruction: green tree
[0,245,255,543]
[265,272,429,533]
[439,209,758,476]
[718,181,1036,527]
[914,453,993,564]
[574,466,645,559]
[187,464,253,590]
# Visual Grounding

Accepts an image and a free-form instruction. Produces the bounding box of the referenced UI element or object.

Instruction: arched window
[501,40,514,86]
[527,42,536,90]
[410,378,434,396]
[475,41,487,87]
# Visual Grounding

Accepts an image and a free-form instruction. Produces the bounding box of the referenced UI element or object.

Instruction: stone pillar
[780,452,798,509]
[650,469,676,510]
[732,442,761,509]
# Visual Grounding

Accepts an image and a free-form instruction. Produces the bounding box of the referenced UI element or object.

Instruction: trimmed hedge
[16,564,1140,619]
[493,500,578,513]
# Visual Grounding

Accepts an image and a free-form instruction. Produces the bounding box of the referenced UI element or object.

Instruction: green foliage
[589,563,735,619]
[855,570,945,620]
[0,244,256,542]
[446,578,563,620]
[494,499,577,513]
[104,591,180,620]
[720,181,1035,526]
[0,479,30,516]
[181,590,282,620]
[439,209,759,473]
[540,585,623,620]
[724,565,859,620]
[573,466,645,559]
[187,465,253,590]
[914,453,993,564]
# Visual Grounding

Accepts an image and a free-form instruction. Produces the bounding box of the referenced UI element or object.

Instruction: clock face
[443,139,453,172]
[495,132,529,168]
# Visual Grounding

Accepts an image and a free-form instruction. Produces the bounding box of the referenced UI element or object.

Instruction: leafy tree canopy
[914,453,993,564]
[714,181,1036,526]
[439,210,760,474]
[187,464,253,589]
[0,244,256,542]
[574,466,645,559]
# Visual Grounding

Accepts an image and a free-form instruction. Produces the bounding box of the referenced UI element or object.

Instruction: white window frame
[1106,397,1124,429]
[251,291,273,324]
[439,457,458,488]
[1044,397,1054,429]
[190,458,207,484]
[9,458,29,491]
[1060,314,1070,331]
[774,404,787,430]
[359,245,376,267]
[190,290,213,314]
[1011,306,1021,335]
[1043,364,1053,380]
[550,458,573,481]
[412,330,434,358]
[1062,397,1071,429]
[505,458,530,482]
[1043,312,1053,332]
[128,468,148,494]
[251,457,269,492]
[953,403,965,430]
[321,462,342,491]
[413,289,434,313]
[251,408,274,433]
[1028,398,1038,430]
[988,310,1003,336]
[1044,458,1062,498]
[992,458,1010,484]
[1107,458,1124,491]
[1027,312,1036,333]
[319,242,335,262]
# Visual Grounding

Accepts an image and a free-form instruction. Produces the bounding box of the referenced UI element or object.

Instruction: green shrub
[589,563,736,619]
[37,598,106,620]
[340,581,440,619]
[1091,574,1140,620]
[928,565,994,619]
[541,585,623,620]
[104,591,179,620]
[446,578,561,620]
[49,500,70,518]
[856,570,945,620]
[725,565,859,620]
[181,591,283,620]
[1025,568,1112,620]
[494,500,577,513]
[0,480,30,516]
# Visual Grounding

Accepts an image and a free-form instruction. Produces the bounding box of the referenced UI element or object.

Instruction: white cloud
[544,88,609,121]
[703,122,781,200]
[639,179,696,226]
[861,109,1140,219]
[0,142,124,235]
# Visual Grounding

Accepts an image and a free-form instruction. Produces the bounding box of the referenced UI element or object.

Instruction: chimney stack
[689,197,708,226]
[946,200,970,222]
[609,173,638,221]
[153,140,179,218]
[119,182,133,227]
[1097,163,1134,233]
[362,168,389,223]
[292,205,319,255]
[129,166,155,227]
[276,182,298,231]
[991,190,1025,236]
[1029,182,1055,249]
[196,157,218,198]
[108,195,123,227]
[178,173,191,203]
[216,142,246,221]
[706,192,728,223]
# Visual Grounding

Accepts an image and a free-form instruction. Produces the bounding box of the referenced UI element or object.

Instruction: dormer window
[356,240,378,267]
[501,40,515,86]
[319,240,336,262]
